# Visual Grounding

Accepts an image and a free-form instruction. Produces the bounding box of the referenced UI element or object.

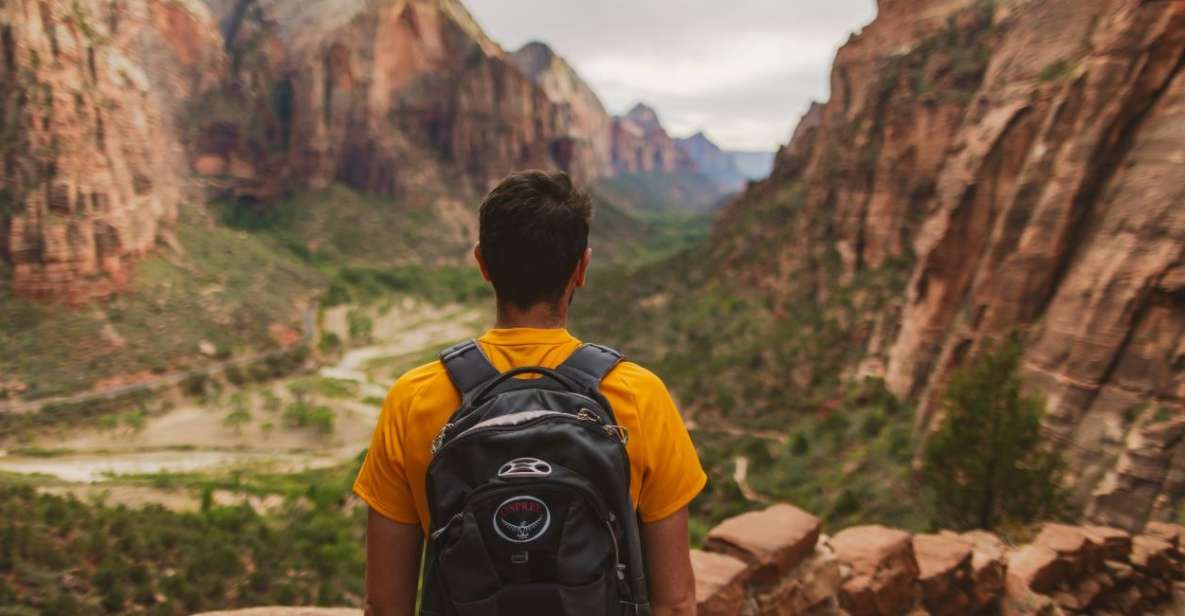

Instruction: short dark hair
[478,170,592,309]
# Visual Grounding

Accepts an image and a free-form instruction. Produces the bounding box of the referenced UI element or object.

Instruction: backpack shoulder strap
[556,343,623,390]
[439,339,500,399]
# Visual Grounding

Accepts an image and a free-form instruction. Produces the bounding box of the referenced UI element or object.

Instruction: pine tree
[921,340,1068,530]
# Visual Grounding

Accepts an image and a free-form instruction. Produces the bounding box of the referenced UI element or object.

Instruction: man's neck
[495,301,567,330]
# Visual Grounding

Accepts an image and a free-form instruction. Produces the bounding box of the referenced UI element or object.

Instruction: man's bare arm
[365,507,424,616]
[641,508,697,616]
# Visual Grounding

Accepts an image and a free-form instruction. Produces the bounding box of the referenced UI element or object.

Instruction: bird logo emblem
[493,496,550,543]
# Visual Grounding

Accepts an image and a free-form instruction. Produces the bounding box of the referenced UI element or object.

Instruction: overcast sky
[464,1,877,152]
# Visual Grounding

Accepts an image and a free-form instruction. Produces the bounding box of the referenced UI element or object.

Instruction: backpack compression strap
[439,339,500,400]
[556,343,623,390]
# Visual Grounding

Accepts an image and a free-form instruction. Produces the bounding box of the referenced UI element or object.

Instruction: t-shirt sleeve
[634,370,707,523]
[353,378,420,525]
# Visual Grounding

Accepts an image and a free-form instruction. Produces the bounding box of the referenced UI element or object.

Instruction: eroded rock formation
[726,0,1185,527]
[191,0,580,200]
[695,503,1185,616]
[610,102,695,175]
[510,41,615,180]
[0,0,222,302]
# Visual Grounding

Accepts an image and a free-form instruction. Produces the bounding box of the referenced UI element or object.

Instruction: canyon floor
[0,298,486,511]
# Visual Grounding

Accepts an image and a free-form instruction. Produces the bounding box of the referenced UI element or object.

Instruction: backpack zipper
[432,408,623,456]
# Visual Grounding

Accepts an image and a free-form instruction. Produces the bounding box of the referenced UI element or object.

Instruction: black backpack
[419,340,651,616]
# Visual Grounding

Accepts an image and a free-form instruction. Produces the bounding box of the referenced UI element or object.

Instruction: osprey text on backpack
[419,340,650,616]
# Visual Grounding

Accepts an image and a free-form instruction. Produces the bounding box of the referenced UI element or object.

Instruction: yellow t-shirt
[353,327,706,534]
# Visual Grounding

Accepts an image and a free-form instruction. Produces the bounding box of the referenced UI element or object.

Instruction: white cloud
[464,0,877,151]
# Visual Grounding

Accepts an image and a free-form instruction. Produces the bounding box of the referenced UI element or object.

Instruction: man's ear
[574,247,592,289]
[474,243,492,282]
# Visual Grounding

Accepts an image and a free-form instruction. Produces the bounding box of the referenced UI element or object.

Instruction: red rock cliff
[0,0,223,302]
[725,0,1185,527]
[192,0,584,200]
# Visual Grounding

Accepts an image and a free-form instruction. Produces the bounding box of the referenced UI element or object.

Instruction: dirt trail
[0,306,319,416]
[733,455,770,503]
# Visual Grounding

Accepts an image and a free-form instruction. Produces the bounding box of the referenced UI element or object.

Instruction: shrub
[308,406,335,435]
[790,432,810,455]
[318,331,342,354]
[921,340,1068,530]
[101,584,125,613]
[223,409,251,433]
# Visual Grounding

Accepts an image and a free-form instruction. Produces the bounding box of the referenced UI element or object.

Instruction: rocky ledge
[694,504,1185,615]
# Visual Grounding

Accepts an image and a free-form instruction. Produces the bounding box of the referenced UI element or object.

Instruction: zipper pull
[431,422,453,455]
[576,408,601,423]
[604,424,629,444]
[430,512,462,541]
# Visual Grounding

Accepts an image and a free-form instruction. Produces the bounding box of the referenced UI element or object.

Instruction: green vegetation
[576,180,918,530]
[921,340,1069,532]
[578,183,911,429]
[287,376,359,400]
[593,171,728,215]
[325,265,490,307]
[282,400,335,435]
[1038,58,1077,83]
[0,346,310,439]
[690,379,924,538]
[215,184,469,269]
[0,206,323,402]
[222,393,252,433]
[873,0,995,108]
[0,465,364,614]
[1150,405,1178,424]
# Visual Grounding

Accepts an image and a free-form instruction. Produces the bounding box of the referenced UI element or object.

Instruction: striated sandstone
[509,41,614,180]
[718,0,1185,526]
[0,0,222,302]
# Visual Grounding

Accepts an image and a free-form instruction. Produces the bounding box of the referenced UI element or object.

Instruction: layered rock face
[193,0,579,200]
[0,0,222,302]
[1,0,627,301]
[510,41,615,180]
[694,503,1185,616]
[728,0,1185,526]
[610,102,695,174]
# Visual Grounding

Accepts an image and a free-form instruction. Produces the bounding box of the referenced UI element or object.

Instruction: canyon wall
[510,41,615,180]
[0,0,222,302]
[727,0,1185,528]
[1,0,739,302]
[191,0,581,201]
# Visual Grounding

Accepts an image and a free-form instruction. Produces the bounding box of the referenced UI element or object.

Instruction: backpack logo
[493,496,550,543]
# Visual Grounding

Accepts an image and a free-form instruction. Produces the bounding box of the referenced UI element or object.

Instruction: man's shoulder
[387,358,453,401]
[604,359,670,397]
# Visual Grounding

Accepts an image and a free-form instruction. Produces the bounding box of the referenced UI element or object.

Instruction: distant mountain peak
[512,40,558,73]
[623,103,664,134]
[517,40,555,55]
